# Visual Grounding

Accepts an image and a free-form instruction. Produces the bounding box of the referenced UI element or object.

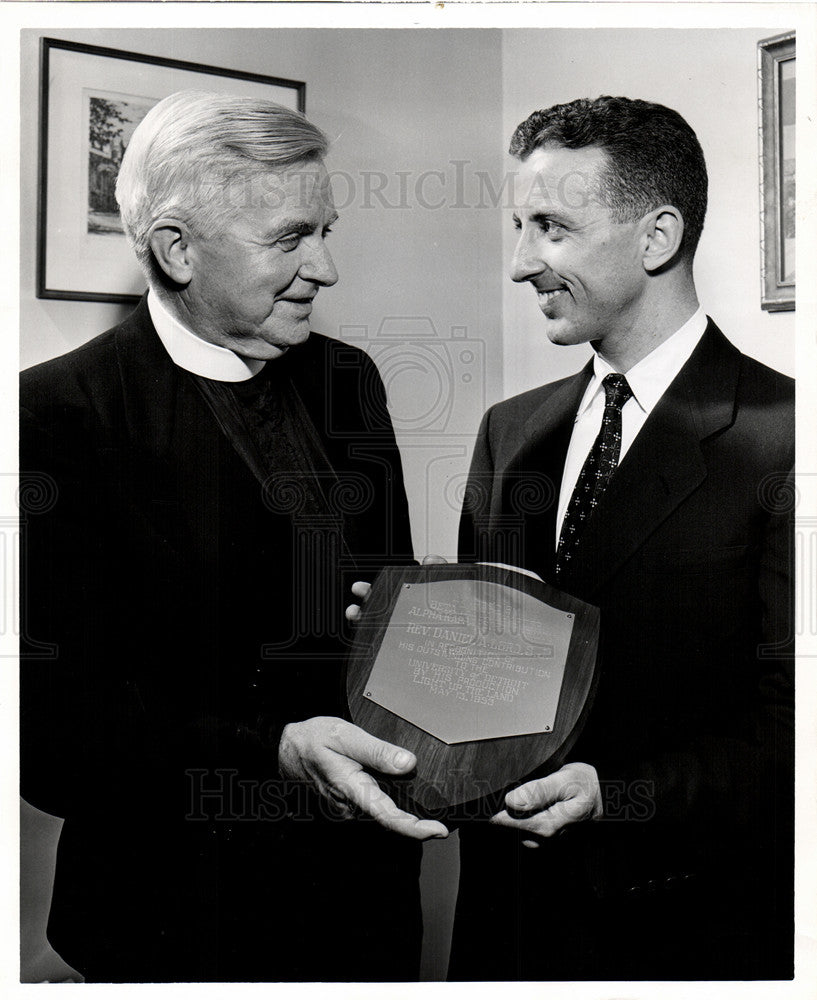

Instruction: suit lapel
[500,363,593,578]
[561,321,741,598]
[111,296,231,564]
[114,296,181,458]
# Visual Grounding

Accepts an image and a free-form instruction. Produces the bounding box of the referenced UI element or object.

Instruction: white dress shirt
[555,308,708,546]
[147,290,271,382]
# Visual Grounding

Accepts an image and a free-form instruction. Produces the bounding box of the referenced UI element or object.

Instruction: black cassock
[20,297,421,982]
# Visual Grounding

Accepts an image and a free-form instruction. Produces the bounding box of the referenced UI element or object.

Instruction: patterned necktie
[555,373,633,578]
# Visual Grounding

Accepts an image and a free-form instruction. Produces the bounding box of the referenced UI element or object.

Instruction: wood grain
[347,563,599,820]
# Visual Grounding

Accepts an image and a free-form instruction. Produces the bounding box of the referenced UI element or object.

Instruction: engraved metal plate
[347,563,600,814]
[364,578,574,743]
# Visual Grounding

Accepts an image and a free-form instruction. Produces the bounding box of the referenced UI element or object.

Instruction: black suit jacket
[20,299,422,982]
[451,321,794,980]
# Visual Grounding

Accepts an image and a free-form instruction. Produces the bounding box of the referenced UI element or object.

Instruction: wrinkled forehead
[513,144,610,217]
[220,158,335,217]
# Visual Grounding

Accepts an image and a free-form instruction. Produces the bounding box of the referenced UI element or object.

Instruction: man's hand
[278,716,448,840]
[345,555,449,623]
[344,580,372,623]
[490,762,602,848]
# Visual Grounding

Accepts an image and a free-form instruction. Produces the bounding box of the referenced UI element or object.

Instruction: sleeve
[320,346,417,726]
[20,398,135,819]
[348,348,416,569]
[457,407,495,565]
[586,466,794,899]
[19,394,284,820]
[456,397,793,907]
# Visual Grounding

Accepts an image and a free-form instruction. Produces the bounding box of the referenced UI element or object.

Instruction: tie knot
[602,373,633,410]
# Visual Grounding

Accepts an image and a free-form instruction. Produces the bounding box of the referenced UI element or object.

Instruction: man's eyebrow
[262,218,314,238]
[261,212,339,239]
[529,210,563,226]
[512,210,567,227]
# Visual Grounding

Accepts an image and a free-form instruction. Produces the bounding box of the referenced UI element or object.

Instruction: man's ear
[148,219,194,286]
[641,206,685,272]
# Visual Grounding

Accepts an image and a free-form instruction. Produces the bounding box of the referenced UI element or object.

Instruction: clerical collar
[147,290,269,382]
[584,307,708,417]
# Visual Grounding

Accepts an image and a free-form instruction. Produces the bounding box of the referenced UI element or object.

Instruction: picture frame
[37,37,306,304]
[757,31,795,312]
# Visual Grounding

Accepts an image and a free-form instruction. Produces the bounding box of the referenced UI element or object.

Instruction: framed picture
[37,37,305,304]
[757,31,795,312]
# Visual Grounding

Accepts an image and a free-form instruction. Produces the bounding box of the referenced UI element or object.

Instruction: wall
[18,22,803,985]
[501,27,796,398]
[20,26,505,561]
[19,26,505,983]
[23,24,795,594]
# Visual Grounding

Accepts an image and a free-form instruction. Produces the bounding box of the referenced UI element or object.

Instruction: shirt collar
[579,307,708,418]
[147,290,268,382]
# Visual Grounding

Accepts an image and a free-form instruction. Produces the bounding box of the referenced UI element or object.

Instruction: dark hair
[509,96,708,258]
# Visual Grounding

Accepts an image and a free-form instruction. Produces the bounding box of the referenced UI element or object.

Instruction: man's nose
[300,238,339,287]
[510,233,545,284]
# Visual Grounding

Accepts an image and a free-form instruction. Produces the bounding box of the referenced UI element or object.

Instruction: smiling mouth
[536,287,567,304]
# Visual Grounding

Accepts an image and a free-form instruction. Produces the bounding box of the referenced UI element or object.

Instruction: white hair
[115,90,328,281]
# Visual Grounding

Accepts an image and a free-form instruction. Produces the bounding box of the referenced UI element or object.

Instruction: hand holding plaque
[346,563,600,819]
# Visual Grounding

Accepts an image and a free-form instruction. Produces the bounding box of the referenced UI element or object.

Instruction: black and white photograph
[5,4,816,998]
[87,93,155,235]
[37,37,304,303]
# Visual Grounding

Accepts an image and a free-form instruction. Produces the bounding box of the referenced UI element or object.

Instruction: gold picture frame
[758,31,795,312]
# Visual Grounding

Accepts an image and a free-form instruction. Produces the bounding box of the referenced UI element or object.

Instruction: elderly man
[20,91,445,983]
[450,97,794,980]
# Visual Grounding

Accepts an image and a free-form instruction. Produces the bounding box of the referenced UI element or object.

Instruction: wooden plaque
[346,563,600,819]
